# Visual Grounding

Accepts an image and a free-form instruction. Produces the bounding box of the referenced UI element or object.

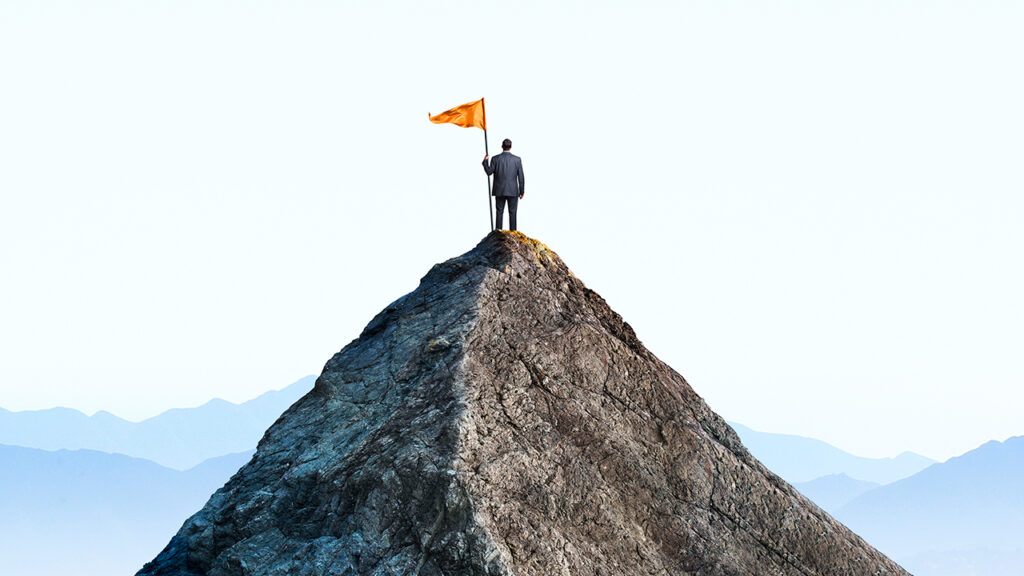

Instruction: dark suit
[482,151,525,230]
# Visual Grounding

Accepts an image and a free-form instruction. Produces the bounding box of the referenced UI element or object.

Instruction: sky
[1,0,1022,462]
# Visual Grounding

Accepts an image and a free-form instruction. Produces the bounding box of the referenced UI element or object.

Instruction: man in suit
[482,138,525,231]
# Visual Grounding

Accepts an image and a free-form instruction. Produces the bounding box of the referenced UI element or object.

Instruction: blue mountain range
[729,422,935,484]
[0,444,252,576]
[793,473,881,514]
[837,435,1024,573]
[0,376,314,469]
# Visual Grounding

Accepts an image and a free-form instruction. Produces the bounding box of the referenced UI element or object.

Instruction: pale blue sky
[1,1,1021,461]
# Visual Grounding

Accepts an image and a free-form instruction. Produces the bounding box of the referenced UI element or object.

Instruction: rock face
[138,231,910,576]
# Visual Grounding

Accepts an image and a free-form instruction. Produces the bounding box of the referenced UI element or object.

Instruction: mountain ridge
[793,473,881,515]
[838,434,1024,560]
[0,376,314,469]
[729,422,935,484]
[0,444,253,576]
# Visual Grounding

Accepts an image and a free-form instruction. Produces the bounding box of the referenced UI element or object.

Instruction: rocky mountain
[0,376,314,469]
[730,422,934,484]
[138,231,908,576]
[0,444,252,576]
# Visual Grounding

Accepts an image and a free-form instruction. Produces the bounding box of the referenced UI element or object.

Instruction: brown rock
[138,231,911,576]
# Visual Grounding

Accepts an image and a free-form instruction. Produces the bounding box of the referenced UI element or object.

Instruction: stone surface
[138,231,911,576]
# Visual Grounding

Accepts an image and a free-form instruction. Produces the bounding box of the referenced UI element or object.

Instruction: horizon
[8,371,1018,464]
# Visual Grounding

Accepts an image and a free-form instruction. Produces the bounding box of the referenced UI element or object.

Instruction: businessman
[482,138,525,231]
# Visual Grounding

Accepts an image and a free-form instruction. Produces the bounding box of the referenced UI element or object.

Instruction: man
[482,138,525,231]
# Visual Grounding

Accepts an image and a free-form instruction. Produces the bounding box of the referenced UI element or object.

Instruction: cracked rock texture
[138,231,910,576]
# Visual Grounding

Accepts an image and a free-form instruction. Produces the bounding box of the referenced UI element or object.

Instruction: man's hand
[519,194,524,200]
[484,155,489,161]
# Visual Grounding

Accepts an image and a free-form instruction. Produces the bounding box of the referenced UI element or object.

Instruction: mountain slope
[139,231,907,576]
[730,422,934,484]
[0,376,314,469]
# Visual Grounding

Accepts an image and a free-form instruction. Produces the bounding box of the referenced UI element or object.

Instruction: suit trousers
[495,195,519,231]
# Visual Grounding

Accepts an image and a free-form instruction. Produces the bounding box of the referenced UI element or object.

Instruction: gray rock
[138,231,910,576]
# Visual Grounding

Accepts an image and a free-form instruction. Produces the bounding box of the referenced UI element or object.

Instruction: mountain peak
[419,230,574,291]
[448,229,563,268]
[139,233,907,576]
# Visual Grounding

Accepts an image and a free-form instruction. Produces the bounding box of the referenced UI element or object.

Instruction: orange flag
[429,98,486,130]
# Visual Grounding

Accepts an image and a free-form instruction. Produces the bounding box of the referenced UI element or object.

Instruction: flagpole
[482,98,494,231]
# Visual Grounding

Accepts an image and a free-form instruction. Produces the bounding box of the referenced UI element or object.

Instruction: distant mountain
[837,435,1024,562]
[0,375,314,469]
[793,473,880,515]
[729,422,935,484]
[0,444,252,576]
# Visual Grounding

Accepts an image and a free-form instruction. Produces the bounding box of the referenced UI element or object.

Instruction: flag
[429,98,486,130]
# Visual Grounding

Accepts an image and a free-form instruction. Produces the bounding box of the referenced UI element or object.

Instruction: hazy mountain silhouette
[837,435,1024,567]
[0,376,314,469]
[793,473,880,515]
[0,444,252,576]
[729,422,934,484]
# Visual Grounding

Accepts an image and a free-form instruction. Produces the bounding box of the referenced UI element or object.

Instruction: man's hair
[501,138,512,150]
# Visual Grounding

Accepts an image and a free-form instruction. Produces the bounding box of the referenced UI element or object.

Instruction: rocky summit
[138,231,910,576]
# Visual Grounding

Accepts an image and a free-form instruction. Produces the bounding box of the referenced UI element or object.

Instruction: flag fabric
[429,98,486,130]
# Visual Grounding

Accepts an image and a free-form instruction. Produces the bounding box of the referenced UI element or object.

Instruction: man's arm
[517,157,525,197]
[482,156,495,176]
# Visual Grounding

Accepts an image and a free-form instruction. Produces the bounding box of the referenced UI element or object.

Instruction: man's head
[501,138,512,151]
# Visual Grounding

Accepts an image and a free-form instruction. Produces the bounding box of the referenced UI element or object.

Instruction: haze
[1,1,1021,462]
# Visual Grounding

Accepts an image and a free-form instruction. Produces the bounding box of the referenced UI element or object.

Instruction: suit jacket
[482,152,524,197]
